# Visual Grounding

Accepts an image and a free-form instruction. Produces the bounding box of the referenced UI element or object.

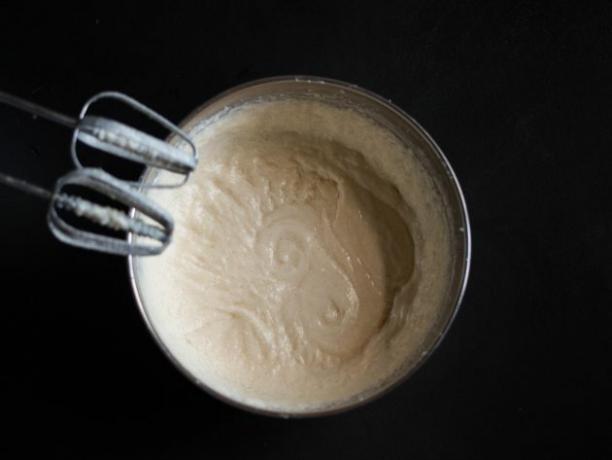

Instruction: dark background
[0,1,610,458]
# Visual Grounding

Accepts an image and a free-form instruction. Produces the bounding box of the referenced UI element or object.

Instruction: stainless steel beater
[0,90,198,256]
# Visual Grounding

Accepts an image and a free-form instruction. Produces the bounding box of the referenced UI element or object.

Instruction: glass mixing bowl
[128,76,471,417]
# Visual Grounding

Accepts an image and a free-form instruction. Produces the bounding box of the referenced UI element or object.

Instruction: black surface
[0,1,610,458]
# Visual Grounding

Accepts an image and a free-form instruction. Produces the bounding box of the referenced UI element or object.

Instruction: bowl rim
[127,75,472,418]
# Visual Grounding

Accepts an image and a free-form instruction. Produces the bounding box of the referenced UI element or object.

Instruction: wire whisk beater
[0,90,198,256]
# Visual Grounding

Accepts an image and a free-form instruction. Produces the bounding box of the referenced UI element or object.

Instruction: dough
[136,98,453,412]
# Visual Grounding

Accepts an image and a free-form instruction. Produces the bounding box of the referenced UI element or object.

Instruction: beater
[0,90,198,256]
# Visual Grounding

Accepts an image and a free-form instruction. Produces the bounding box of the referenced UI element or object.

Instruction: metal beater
[0,90,198,256]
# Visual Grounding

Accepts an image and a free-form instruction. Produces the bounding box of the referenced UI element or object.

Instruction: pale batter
[135,98,453,412]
